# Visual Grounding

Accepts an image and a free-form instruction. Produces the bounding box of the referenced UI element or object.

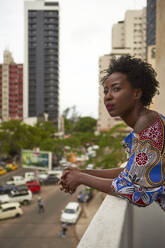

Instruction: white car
[47,170,63,179]
[37,171,48,183]
[6,176,26,186]
[0,189,32,205]
[60,202,82,224]
[24,172,36,182]
[86,164,94,170]
[0,202,23,220]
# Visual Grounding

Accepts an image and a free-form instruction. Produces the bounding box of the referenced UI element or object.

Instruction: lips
[106,103,114,111]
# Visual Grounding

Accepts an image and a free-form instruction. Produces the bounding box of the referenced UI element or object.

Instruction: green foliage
[108,123,127,135]
[0,120,57,156]
[63,106,80,134]
[73,117,96,133]
[0,113,127,170]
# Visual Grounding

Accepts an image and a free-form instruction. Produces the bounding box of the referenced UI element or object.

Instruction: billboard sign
[22,149,52,170]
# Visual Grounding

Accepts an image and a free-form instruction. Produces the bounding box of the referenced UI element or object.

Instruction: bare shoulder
[134,110,159,134]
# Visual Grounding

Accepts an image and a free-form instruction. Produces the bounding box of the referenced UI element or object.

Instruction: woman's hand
[59,167,81,194]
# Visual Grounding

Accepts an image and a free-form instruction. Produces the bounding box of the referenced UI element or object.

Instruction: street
[0,184,79,248]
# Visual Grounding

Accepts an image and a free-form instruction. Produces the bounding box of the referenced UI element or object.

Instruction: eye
[103,89,108,95]
[113,87,121,92]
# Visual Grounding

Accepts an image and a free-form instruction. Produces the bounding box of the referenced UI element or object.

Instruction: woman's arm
[61,170,116,195]
[60,166,124,181]
[81,167,124,179]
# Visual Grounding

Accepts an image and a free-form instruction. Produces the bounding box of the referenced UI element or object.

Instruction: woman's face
[103,72,141,118]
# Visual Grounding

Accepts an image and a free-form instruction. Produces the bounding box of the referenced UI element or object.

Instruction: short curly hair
[101,55,159,106]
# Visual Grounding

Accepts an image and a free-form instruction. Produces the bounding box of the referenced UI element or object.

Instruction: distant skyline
[0,0,146,118]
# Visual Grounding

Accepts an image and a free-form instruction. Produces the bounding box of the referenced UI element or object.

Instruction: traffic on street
[0,163,92,248]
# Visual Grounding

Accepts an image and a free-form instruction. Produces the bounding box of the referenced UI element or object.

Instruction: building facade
[112,8,146,60]
[146,0,156,70]
[24,0,59,126]
[0,50,23,121]
[147,0,156,46]
[154,0,165,116]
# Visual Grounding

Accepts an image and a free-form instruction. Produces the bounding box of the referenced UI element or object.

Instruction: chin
[108,111,119,118]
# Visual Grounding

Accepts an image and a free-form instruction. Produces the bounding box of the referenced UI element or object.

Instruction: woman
[59,55,165,210]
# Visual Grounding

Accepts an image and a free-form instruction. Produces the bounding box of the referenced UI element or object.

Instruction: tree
[0,120,30,156]
[62,106,80,134]
[73,117,96,133]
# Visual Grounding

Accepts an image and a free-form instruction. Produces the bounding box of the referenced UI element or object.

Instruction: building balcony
[78,195,165,248]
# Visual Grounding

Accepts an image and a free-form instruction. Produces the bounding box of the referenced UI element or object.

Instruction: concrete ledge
[77,195,129,248]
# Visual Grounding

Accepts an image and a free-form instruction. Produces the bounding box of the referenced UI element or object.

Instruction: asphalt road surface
[0,184,80,248]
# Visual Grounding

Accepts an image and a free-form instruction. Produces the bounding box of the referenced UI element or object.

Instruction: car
[26,181,41,194]
[0,184,17,195]
[86,164,94,170]
[47,170,63,179]
[37,171,48,183]
[6,176,26,186]
[5,163,18,172]
[0,202,23,220]
[0,189,32,205]
[24,172,36,182]
[60,202,82,224]
[0,166,7,176]
[77,187,93,203]
[41,174,59,185]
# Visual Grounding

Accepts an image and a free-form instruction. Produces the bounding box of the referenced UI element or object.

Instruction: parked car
[0,202,23,220]
[77,187,93,203]
[0,189,32,205]
[37,171,48,184]
[5,163,18,172]
[86,164,94,170]
[60,202,82,224]
[26,181,41,194]
[0,166,7,176]
[47,170,63,179]
[41,174,59,185]
[24,172,36,182]
[6,176,26,186]
[0,184,17,195]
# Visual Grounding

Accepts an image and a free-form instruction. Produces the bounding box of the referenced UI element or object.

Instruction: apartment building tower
[154,0,165,115]
[24,0,59,126]
[112,8,146,60]
[146,0,156,69]
[0,50,23,121]
[147,0,156,46]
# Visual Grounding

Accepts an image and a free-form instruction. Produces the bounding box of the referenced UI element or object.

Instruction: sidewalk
[75,191,104,241]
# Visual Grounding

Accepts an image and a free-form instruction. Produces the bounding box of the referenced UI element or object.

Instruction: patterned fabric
[112,113,165,210]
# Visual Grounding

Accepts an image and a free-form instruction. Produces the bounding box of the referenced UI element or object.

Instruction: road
[0,184,80,248]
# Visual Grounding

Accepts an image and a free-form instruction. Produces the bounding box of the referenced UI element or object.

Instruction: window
[3,207,16,212]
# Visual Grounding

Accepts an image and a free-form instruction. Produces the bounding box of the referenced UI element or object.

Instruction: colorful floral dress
[112,113,165,211]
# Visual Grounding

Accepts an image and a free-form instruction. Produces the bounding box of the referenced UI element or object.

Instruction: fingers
[60,170,70,180]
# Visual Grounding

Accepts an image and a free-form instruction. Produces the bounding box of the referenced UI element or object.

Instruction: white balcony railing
[78,195,165,248]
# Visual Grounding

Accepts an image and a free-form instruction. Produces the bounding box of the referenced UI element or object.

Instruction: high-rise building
[147,0,156,46]
[0,50,23,121]
[154,0,165,115]
[112,8,146,60]
[146,0,156,70]
[24,0,59,126]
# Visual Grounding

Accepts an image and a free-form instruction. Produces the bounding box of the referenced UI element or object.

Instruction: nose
[104,89,113,101]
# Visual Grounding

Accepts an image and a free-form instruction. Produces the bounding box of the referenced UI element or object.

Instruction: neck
[121,105,148,129]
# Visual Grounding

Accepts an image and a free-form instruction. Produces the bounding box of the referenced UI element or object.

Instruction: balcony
[78,195,165,248]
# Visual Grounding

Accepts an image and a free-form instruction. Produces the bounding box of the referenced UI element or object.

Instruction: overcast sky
[0,0,146,119]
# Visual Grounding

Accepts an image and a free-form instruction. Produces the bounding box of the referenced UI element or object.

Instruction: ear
[133,88,142,100]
